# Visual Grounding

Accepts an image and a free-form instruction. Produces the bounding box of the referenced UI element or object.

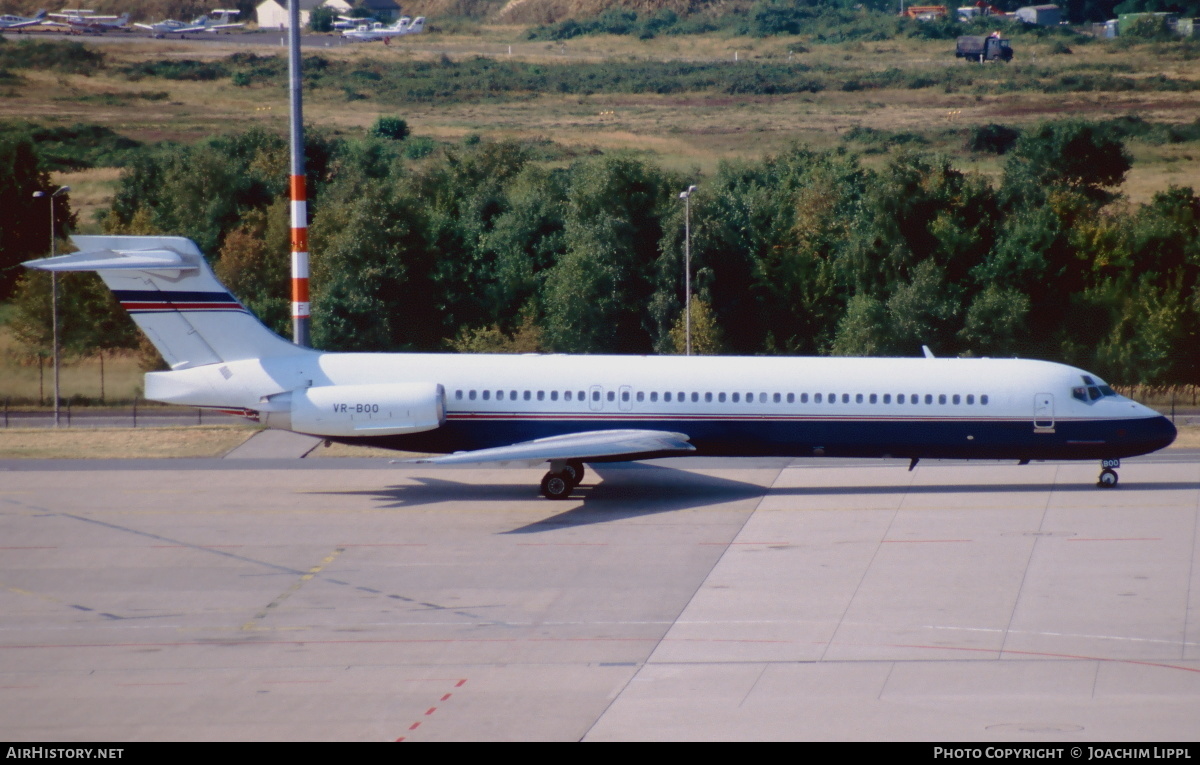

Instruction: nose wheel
[1097,459,1120,488]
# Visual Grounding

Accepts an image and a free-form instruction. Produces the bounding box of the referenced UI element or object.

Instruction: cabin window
[565,391,572,402]
[664,392,672,402]
[636,391,644,402]
[842,394,850,404]
[870,394,878,404]
[746,391,753,402]
[510,390,517,400]
[551,391,559,401]
[524,390,531,401]
[692,392,699,403]
[801,393,809,403]
[897,394,904,404]
[578,391,584,401]
[455,390,463,400]
[732,392,740,403]
[705,392,713,403]
[938,394,947,405]
[537,391,545,401]
[981,394,989,405]
[718,392,726,403]
[966,394,974,405]
[882,394,890,404]
[482,390,491,401]
[829,393,836,404]
[773,393,781,403]
[607,391,615,402]
[650,392,658,402]
[759,392,767,403]
[952,394,960,405]
[469,390,477,400]
[815,393,823,403]
[856,394,864,404]
[621,390,630,403]
[925,394,933,405]
[787,393,795,403]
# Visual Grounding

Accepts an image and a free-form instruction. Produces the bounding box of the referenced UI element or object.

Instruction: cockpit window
[1099,385,1116,397]
[1072,387,1088,403]
[1088,386,1102,401]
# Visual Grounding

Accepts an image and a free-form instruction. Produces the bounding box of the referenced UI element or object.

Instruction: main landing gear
[1097,458,1120,488]
[540,460,586,500]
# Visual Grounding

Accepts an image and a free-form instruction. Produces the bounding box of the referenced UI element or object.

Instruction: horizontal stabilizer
[23,248,194,272]
[410,429,695,465]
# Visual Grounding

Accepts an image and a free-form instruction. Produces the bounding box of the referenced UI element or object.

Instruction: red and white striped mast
[287,0,310,347]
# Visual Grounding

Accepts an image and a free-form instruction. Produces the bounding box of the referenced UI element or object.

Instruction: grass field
[0,324,144,403]
[0,425,256,458]
[2,29,1198,203]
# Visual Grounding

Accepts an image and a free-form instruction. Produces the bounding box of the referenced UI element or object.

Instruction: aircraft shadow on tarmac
[328,464,1198,534]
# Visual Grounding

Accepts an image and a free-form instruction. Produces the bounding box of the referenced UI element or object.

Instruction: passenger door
[1034,393,1055,432]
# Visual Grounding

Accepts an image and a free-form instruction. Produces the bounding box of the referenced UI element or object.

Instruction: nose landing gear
[1097,459,1120,488]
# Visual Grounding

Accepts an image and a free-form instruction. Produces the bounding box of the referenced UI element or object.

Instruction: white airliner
[342,16,424,42]
[0,9,47,30]
[25,236,1177,498]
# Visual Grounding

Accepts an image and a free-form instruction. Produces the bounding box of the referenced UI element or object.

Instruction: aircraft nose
[1145,414,1177,453]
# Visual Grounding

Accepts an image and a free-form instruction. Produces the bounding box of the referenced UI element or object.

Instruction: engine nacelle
[263,382,445,438]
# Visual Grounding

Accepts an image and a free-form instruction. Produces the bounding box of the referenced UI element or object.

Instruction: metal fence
[2,400,244,429]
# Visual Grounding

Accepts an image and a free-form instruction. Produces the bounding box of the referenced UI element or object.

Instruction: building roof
[257,0,327,11]
[358,0,401,10]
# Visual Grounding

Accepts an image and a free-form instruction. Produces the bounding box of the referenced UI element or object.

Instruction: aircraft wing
[410,429,695,465]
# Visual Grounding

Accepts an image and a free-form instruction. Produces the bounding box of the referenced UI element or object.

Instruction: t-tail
[24,236,316,415]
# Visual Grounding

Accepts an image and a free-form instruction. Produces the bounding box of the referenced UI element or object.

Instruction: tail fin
[407,17,424,34]
[24,235,311,370]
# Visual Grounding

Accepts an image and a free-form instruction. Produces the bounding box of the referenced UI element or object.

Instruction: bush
[966,124,1021,154]
[370,116,410,141]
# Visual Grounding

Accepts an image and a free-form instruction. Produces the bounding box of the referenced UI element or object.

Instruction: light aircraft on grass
[342,16,424,42]
[47,10,130,32]
[25,236,1177,498]
[135,9,243,37]
[0,9,47,30]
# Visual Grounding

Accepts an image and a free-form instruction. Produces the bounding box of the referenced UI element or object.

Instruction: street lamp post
[678,185,697,356]
[32,186,69,428]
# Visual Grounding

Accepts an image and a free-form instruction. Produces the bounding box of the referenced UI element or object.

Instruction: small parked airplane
[135,10,243,37]
[0,9,47,30]
[342,16,424,43]
[47,9,130,33]
[24,236,1177,498]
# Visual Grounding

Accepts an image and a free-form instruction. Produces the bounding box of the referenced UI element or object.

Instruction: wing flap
[410,429,694,465]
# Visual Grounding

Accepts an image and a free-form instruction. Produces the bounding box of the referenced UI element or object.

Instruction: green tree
[309,7,337,33]
[1002,120,1131,206]
[0,136,73,299]
[541,155,678,353]
[668,298,724,355]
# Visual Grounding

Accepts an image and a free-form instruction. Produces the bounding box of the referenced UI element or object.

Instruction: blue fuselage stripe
[341,413,1176,461]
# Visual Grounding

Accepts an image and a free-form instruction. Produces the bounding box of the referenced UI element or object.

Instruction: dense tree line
[6,119,1199,387]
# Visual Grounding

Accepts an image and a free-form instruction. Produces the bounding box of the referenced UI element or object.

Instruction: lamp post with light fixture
[31,186,69,427]
[678,185,697,356]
